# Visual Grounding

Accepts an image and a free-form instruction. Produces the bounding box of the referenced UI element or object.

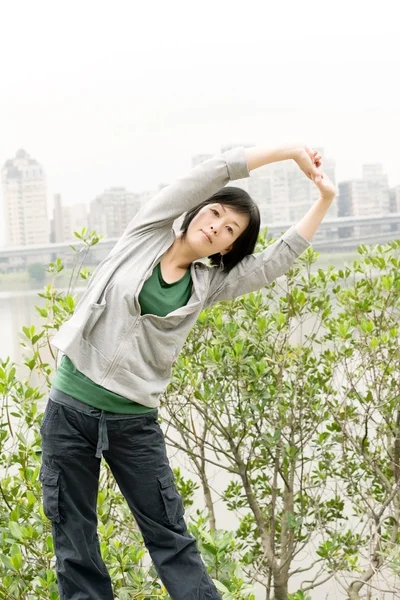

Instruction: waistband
[49,386,158,458]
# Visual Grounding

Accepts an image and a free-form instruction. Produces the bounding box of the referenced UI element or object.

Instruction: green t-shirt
[138,262,192,317]
[52,263,192,413]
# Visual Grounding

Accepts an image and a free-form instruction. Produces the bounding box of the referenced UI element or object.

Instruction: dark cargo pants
[39,390,220,600]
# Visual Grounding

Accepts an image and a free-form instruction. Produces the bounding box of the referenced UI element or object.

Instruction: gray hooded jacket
[51,147,311,407]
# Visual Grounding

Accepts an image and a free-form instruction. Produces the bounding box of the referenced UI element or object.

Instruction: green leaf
[213,579,230,594]
[9,521,23,540]
[10,552,23,570]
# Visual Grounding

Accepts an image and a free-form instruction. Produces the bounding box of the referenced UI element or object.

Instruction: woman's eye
[227,227,233,234]
[211,209,219,216]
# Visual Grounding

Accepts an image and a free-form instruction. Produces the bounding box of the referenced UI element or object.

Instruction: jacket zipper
[101,240,173,383]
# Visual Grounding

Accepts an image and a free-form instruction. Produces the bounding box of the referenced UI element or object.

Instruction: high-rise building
[389,185,400,213]
[88,187,141,238]
[1,149,50,246]
[362,164,391,216]
[338,164,391,239]
[338,164,390,219]
[51,194,89,243]
[247,167,274,225]
[52,193,64,243]
[65,204,88,241]
[389,185,400,233]
[51,194,88,243]
[362,164,388,187]
[338,180,369,215]
[268,163,291,224]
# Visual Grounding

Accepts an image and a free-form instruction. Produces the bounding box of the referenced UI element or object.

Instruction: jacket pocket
[82,299,107,341]
[128,320,178,378]
[39,465,61,523]
[157,469,185,526]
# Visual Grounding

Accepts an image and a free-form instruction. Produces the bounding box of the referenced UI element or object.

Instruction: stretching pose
[40,144,336,600]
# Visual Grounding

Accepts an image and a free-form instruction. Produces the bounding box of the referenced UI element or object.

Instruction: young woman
[40,144,336,600]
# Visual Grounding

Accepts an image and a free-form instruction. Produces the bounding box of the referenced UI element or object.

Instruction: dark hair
[180,187,260,273]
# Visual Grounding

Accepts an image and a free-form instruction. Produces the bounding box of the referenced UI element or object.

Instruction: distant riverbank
[0,252,359,293]
[0,265,98,293]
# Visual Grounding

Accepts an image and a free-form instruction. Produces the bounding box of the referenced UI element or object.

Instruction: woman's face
[186,202,250,257]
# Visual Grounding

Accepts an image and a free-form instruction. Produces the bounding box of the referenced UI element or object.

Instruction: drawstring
[95,411,109,458]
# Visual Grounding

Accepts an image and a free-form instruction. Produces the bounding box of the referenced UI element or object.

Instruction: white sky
[1,0,399,211]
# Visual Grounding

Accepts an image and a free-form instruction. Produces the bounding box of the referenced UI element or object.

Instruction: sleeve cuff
[282,225,311,255]
[223,146,250,181]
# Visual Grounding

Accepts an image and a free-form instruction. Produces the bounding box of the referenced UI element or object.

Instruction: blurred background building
[1,149,50,247]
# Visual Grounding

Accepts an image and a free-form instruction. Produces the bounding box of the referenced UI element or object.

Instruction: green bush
[2,227,400,599]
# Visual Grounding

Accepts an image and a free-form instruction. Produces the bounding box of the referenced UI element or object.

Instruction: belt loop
[95,411,109,458]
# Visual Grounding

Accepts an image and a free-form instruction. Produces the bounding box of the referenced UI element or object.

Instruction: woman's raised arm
[245,144,336,240]
[117,148,249,241]
[245,143,322,179]
[295,172,337,240]
[115,143,322,245]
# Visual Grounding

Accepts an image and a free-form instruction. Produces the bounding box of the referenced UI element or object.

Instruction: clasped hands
[294,145,337,202]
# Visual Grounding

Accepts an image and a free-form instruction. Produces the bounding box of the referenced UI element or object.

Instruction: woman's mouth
[201,230,212,243]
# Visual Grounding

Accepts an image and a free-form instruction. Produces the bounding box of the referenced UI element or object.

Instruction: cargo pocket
[39,465,61,523]
[157,469,185,526]
[40,398,59,434]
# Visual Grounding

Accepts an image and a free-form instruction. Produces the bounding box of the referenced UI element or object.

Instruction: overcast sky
[1,0,399,212]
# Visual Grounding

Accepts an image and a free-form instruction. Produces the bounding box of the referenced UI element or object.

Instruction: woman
[40,143,336,600]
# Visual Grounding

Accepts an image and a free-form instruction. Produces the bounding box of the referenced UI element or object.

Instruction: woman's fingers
[297,147,323,179]
[313,163,322,176]
[309,149,322,169]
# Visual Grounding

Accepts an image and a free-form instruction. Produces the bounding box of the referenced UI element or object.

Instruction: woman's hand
[293,146,336,200]
[293,146,322,180]
[312,171,337,202]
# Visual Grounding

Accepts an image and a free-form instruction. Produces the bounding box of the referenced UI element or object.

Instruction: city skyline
[2,137,399,211]
[1,144,399,210]
[2,145,399,251]
[1,1,399,212]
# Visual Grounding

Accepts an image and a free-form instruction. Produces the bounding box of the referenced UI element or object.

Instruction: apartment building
[1,149,50,246]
